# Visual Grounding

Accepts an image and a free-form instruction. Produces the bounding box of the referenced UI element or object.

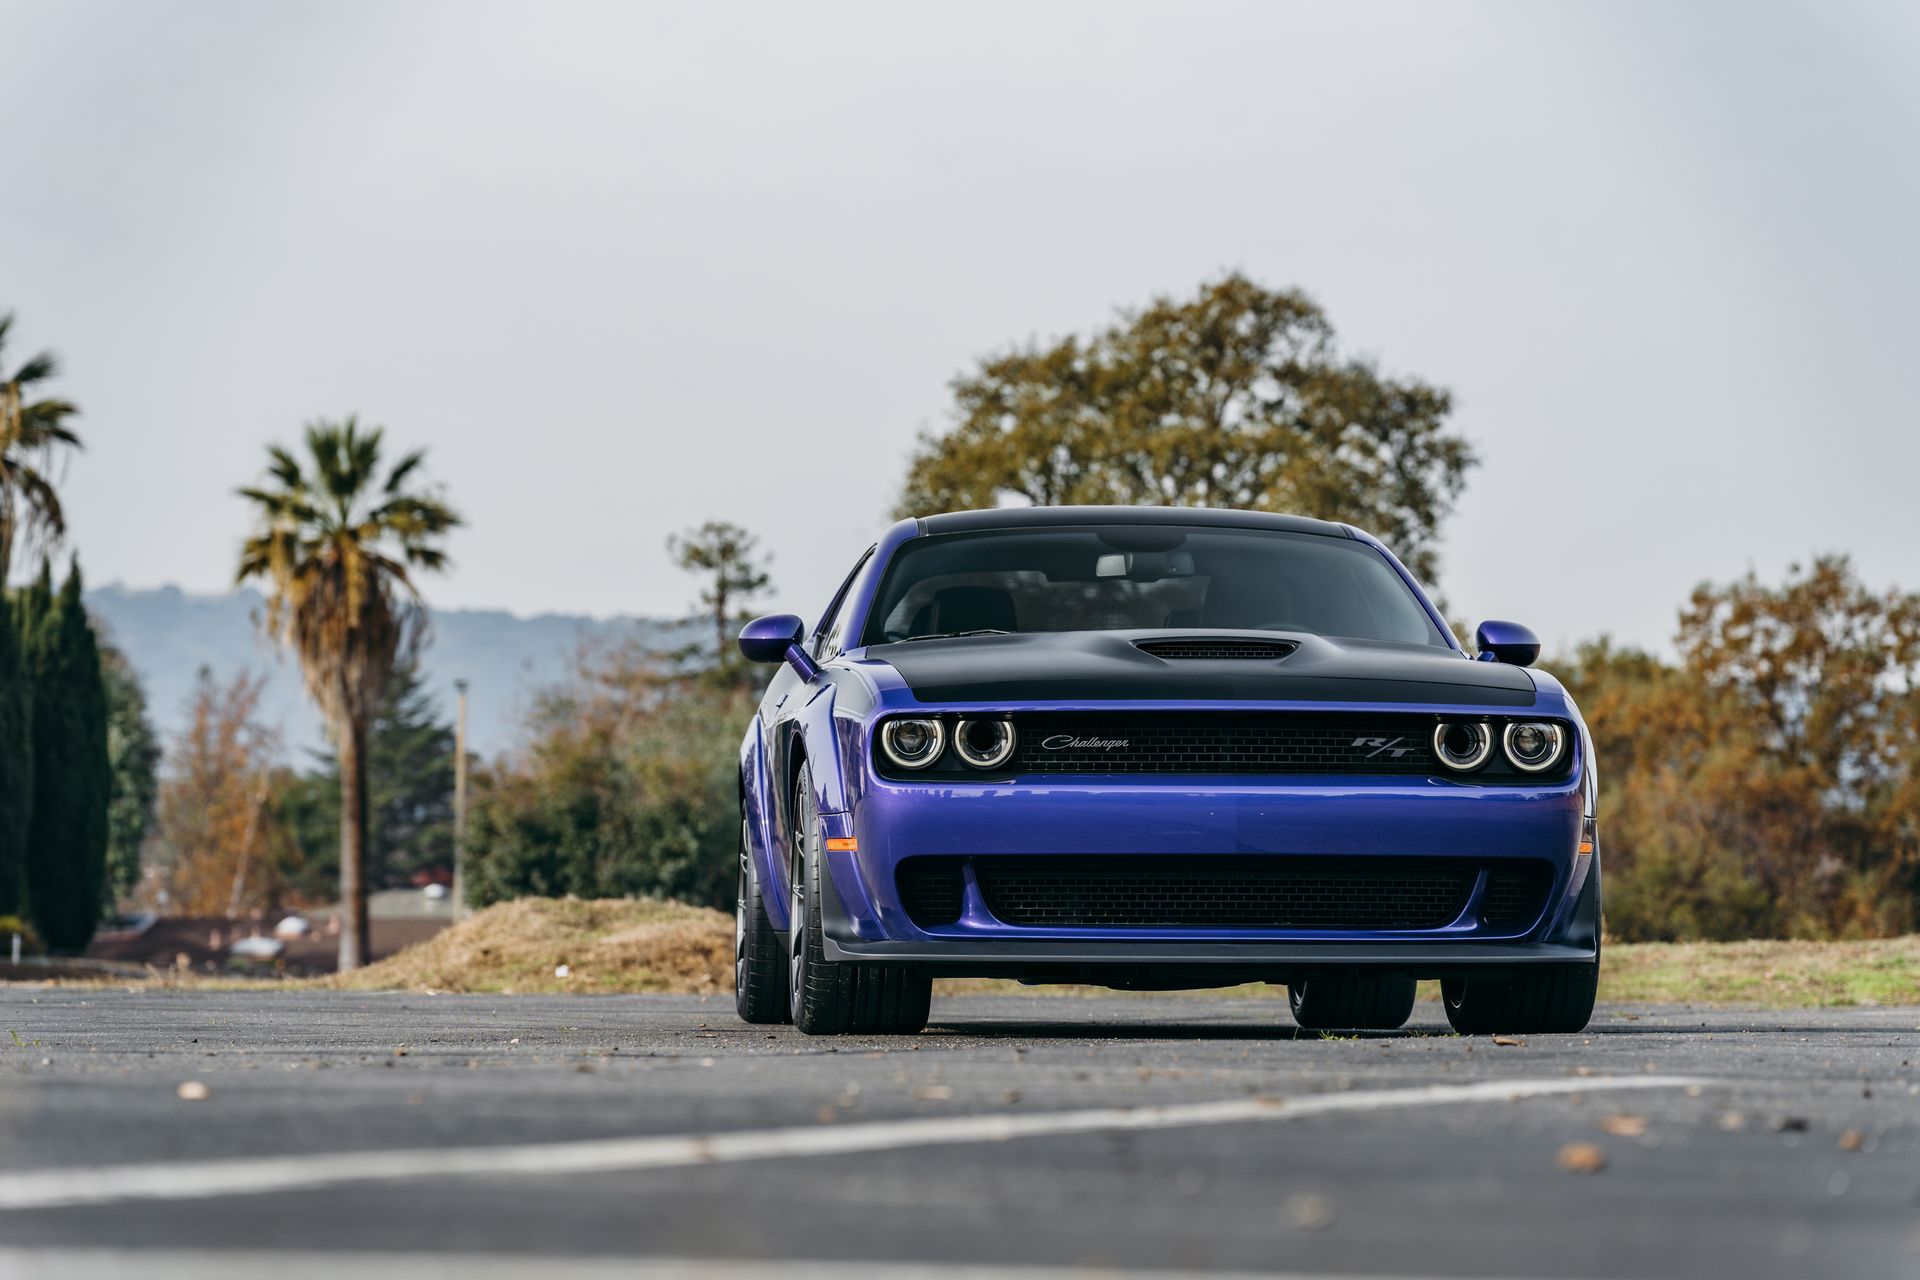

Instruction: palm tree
[0,311,82,583]
[236,418,460,970]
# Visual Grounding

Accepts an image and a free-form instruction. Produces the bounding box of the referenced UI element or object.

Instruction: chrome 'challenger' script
[1041,734,1131,752]
[1352,735,1414,759]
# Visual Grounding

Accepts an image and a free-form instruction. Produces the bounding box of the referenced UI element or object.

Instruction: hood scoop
[1134,637,1299,661]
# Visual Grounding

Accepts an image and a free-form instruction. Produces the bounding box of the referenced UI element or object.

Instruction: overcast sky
[3,0,1914,655]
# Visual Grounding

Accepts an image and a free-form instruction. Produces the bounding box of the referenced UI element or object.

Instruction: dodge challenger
[733,507,1599,1036]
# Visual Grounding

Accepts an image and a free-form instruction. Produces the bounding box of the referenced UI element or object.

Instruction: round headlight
[1432,721,1493,772]
[1502,721,1565,773]
[880,718,945,770]
[954,718,1017,770]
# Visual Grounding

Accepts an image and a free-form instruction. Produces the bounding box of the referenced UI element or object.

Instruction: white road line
[0,1251,1578,1280]
[0,1075,1700,1212]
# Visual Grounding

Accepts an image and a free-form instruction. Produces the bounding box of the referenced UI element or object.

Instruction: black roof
[917,506,1354,539]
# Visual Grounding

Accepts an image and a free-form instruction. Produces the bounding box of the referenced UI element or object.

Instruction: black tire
[787,765,932,1036]
[734,816,791,1024]
[1288,972,1417,1031]
[1442,963,1598,1034]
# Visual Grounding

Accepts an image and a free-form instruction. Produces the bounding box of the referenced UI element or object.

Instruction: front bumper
[818,772,1598,982]
[821,845,1601,983]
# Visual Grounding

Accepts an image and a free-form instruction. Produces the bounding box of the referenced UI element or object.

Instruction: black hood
[867,630,1535,706]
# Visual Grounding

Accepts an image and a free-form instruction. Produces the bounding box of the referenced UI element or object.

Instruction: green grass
[936,937,1920,1009]
[1599,936,1920,1007]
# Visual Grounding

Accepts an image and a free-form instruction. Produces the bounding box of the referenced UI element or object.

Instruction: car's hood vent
[1134,637,1299,661]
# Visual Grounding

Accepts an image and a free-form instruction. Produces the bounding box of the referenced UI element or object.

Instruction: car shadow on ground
[913,1014,1864,1041]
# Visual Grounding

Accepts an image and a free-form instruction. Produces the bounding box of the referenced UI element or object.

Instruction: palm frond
[9,351,60,387]
[383,448,426,495]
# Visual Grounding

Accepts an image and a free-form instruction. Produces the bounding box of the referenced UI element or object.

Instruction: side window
[812,546,876,658]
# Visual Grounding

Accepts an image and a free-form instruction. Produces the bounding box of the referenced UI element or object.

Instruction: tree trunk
[337,713,372,971]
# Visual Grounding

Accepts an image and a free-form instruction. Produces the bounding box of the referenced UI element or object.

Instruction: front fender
[791,680,849,814]
[747,679,853,933]
[739,715,788,933]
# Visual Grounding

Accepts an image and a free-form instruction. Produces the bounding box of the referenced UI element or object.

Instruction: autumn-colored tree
[1561,556,1920,940]
[897,274,1474,584]
[153,668,296,917]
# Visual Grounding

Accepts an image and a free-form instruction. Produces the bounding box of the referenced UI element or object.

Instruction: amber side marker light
[825,837,858,852]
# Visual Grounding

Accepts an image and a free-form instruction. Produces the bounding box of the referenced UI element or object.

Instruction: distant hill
[85,584,696,759]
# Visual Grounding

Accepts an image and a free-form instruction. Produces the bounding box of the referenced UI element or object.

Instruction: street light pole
[452,678,470,921]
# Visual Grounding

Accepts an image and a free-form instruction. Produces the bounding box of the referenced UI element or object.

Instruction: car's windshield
[860,525,1448,648]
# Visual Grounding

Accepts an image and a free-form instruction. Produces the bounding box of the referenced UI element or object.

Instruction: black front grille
[970,856,1474,929]
[1134,638,1299,661]
[1481,864,1553,927]
[898,860,965,926]
[1012,713,1441,776]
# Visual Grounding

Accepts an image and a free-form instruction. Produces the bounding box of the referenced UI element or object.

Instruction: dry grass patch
[327,897,732,994]
[23,894,1919,1009]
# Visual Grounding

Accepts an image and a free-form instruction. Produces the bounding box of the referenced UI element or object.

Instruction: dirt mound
[328,897,732,994]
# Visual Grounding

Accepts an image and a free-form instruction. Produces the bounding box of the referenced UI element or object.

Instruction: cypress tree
[22,564,110,951]
[0,587,28,920]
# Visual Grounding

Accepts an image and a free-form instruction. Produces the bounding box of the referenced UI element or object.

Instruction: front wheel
[1288,972,1417,1031]
[1442,963,1598,1034]
[734,817,790,1024]
[788,764,931,1035]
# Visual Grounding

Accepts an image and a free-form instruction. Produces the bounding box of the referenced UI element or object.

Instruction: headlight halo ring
[1501,720,1566,773]
[1432,720,1495,772]
[879,717,947,771]
[953,717,1018,770]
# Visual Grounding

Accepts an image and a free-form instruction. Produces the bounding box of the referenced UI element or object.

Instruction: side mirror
[737,613,821,678]
[1475,619,1541,667]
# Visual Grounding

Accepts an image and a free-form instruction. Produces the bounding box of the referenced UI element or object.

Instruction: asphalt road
[0,989,1916,1280]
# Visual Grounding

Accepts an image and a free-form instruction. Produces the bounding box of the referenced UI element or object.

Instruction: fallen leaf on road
[1838,1129,1865,1152]
[1492,1036,1525,1047]
[176,1080,209,1101]
[1600,1113,1647,1137]
[1718,1112,1747,1131]
[1285,1193,1334,1230]
[815,1106,837,1124]
[913,1085,954,1101]
[1557,1142,1608,1174]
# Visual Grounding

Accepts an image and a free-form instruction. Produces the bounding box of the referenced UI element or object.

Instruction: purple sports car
[734,508,1599,1036]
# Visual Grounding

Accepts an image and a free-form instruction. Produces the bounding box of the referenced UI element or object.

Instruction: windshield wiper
[899,628,1012,643]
